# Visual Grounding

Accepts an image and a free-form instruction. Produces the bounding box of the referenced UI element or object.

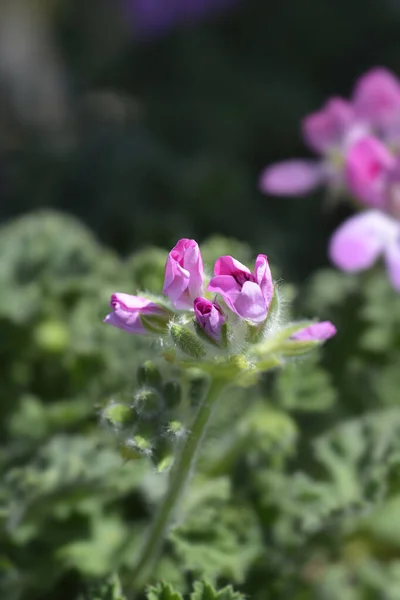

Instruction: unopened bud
[166,420,187,440]
[156,455,174,473]
[137,361,162,389]
[120,435,152,460]
[103,402,135,428]
[140,311,171,334]
[169,323,206,360]
[134,387,163,419]
[163,380,182,408]
[278,340,319,357]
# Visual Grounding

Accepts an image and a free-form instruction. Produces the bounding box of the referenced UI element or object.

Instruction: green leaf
[190,580,245,600]
[81,574,126,600]
[146,581,183,600]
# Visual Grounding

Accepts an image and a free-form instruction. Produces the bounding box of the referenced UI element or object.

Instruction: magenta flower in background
[352,67,400,131]
[124,0,240,38]
[208,254,274,323]
[292,321,337,342]
[302,97,355,153]
[345,136,396,208]
[259,96,366,197]
[104,293,166,334]
[194,297,225,342]
[259,67,400,201]
[163,238,204,309]
[329,210,400,290]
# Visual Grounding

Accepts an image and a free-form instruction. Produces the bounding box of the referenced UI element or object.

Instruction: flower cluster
[105,239,335,373]
[260,67,400,290]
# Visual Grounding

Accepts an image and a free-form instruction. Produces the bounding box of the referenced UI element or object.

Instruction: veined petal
[111,293,154,310]
[207,275,240,314]
[254,254,274,306]
[234,281,267,322]
[259,160,324,196]
[213,255,252,276]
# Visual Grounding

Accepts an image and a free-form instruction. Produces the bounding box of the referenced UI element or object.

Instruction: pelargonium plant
[259,67,400,290]
[104,238,335,588]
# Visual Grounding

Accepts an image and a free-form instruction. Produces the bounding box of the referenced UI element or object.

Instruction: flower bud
[275,322,336,357]
[156,455,174,473]
[169,322,206,359]
[163,239,204,309]
[103,402,136,429]
[133,387,163,419]
[137,361,162,389]
[139,312,171,334]
[120,436,152,460]
[194,297,226,344]
[104,293,169,335]
[291,321,336,342]
[166,420,187,440]
[163,380,182,408]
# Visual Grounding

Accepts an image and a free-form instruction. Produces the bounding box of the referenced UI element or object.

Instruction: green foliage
[81,574,126,600]
[3,211,400,600]
[146,580,245,600]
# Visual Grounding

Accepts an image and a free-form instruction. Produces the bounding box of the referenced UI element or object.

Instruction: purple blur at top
[124,0,240,38]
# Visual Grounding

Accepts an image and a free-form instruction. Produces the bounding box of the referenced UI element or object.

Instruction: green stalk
[131,376,226,589]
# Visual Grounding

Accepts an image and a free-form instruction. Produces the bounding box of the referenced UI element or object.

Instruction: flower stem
[131,376,226,589]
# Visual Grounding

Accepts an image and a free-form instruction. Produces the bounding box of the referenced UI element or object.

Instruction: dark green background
[3,0,400,277]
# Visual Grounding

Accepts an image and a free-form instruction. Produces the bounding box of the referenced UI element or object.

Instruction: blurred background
[3,0,400,277]
[3,1,400,600]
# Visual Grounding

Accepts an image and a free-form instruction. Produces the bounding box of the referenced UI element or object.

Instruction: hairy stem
[131,376,226,589]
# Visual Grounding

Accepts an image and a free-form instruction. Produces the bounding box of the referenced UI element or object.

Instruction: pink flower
[104,293,166,334]
[163,239,204,309]
[207,254,274,323]
[352,67,400,129]
[259,97,364,197]
[329,210,400,290]
[259,160,326,197]
[345,136,396,207]
[292,321,337,342]
[194,297,225,342]
[302,97,355,153]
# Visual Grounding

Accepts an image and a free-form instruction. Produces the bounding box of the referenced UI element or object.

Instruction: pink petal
[302,97,354,153]
[207,275,240,311]
[345,136,395,208]
[163,259,189,304]
[111,293,155,311]
[353,67,400,127]
[329,210,399,272]
[259,160,324,196]
[254,254,274,306]
[163,238,204,309]
[213,255,252,276]
[233,281,267,322]
[292,321,337,341]
[104,306,146,334]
